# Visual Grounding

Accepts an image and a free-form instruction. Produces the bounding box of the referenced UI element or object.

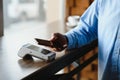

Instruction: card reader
[18,43,56,61]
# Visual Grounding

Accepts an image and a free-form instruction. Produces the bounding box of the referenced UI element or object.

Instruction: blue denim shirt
[65,0,120,80]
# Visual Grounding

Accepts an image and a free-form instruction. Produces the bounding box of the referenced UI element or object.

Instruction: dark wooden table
[0,25,64,80]
[0,39,53,80]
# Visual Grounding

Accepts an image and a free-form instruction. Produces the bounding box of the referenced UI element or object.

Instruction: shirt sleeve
[65,0,100,49]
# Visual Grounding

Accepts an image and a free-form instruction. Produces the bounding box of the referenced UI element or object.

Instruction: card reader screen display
[28,45,41,52]
[41,49,51,55]
[28,45,50,55]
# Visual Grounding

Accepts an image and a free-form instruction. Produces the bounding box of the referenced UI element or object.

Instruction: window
[8,0,11,3]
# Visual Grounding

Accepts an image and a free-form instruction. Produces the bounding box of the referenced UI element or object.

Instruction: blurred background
[0,0,97,80]
[3,0,65,38]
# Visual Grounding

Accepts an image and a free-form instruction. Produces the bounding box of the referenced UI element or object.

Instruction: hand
[50,33,68,51]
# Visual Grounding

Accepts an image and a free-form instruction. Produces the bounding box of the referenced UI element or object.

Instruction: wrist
[64,35,68,46]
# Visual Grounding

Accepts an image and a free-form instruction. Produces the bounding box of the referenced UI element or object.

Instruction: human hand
[49,33,68,51]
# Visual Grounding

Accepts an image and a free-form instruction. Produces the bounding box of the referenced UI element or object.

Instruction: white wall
[46,0,66,33]
[46,0,60,23]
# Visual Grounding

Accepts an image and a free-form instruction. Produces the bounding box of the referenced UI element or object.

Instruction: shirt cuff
[65,32,73,49]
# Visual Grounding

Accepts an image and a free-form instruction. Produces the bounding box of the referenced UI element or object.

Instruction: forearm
[65,0,99,49]
[65,24,97,49]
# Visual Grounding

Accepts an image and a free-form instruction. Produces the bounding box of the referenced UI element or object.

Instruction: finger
[50,46,63,52]
[51,33,58,40]
[52,40,64,50]
[51,48,57,51]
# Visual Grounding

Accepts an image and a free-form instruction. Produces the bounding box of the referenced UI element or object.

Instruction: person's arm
[43,0,101,52]
[65,0,101,49]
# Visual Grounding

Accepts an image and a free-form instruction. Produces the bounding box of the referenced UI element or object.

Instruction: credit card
[35,38,52,47]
